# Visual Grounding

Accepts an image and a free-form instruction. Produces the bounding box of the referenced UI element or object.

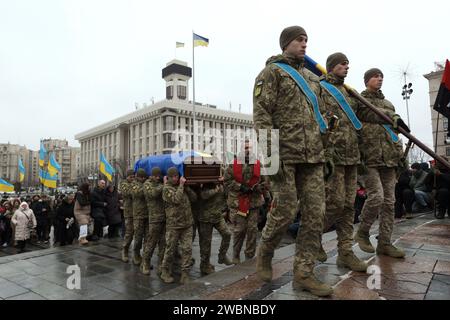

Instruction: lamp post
[401,74,413,129]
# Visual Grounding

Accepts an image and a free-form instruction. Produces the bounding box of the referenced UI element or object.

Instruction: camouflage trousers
[161,226,193,273]
[324,165,357,253]
[231,208,259,259]
[133,217,149,255]
[198,219,231,265]
[142,222,166,267]
[359,167,396,244]
[260,163,325,277]
[122,216,134,250]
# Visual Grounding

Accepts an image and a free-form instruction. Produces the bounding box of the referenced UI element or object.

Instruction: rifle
[305,55,450,171]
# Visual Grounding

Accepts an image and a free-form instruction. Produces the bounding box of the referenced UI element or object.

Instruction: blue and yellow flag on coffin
[99,153,115,182]
[0,178,14,192]
[193,33,209,47]
[18,158,25,182]
[48,153,61,177]
[39,169,57,189]
[39,142,47,167]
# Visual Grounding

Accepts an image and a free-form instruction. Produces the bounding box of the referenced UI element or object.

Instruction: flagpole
[192,31,196,152]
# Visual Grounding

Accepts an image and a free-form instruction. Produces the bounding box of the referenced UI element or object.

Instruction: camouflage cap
[151,167,162,177]
[279,26,307,50]
[364,68,384,85]
[167,167,179,178]
[126,169,135,177]
[326,52,349,72]
[136,168,147,178]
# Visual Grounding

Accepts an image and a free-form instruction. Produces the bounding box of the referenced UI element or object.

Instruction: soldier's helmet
[136,168,148,178]
[126,169,135,177]
[151,167,162,177]
[167,167,179,178]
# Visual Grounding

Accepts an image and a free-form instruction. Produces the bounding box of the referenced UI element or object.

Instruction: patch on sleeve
[254,80,264,97]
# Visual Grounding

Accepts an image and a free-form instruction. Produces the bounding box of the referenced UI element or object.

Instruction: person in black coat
[425,159,450,219]
[56,194,76,246]
[90,180,108,240]
[30,194,51,243]
[104,184,122,239]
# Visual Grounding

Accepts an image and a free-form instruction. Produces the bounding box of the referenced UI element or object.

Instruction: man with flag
[353,68,408,259]
[253,25,333,297]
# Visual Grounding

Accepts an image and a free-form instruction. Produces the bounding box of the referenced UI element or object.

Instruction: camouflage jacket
[143,178,165,223]
[198,185,227,224]
[131,180,148,219]
[162,182,197,229]
[321,74,391,166]
[118,180,133,218]
[359,90,403,168]
[253,53,325,164]
[224,163,265,210]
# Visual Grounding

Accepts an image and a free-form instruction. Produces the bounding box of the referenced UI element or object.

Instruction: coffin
[134,151,222,185]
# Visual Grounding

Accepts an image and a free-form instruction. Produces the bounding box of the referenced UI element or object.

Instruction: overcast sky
[1,0,448,151]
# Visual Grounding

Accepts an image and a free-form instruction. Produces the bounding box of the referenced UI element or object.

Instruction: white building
[75,59,254,180]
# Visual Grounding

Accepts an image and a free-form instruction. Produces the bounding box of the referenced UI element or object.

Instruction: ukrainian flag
[176,41,185,48]
[18,158,25,183]
[39,169,57,189]
[0,178,14,192]
[99,153,115,182]
[193,33,209,47]
[304,55,327,77]
[48,153,61,177]
[39,142,47,167]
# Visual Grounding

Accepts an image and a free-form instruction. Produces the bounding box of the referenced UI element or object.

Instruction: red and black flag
[434,59,450,119]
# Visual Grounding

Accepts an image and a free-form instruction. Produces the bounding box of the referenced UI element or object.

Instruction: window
[444,118,448,131]
[166,85,173,99]
[447,147,450,157]
[177,85,187,100]
[139,123,143,137]
[163,133,175,149]
[146,121,150,135]
[163,116,175,131]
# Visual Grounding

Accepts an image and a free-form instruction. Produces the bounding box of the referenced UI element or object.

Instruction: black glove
[392,114,411,133]
[239,184,251,194]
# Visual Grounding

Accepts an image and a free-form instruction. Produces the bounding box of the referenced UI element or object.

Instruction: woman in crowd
[56,194,76,246]
[11,202,37,253]
[104,184,122,239]
[74,183,91,245]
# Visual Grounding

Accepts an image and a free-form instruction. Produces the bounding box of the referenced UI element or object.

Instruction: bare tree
[408,145,431,164]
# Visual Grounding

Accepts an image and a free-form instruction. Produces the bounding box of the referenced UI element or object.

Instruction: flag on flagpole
[39,142,47,167]
[18,158,25,183]
[434,59,450,119]
[0,178,14,192]
[99,153,115,182]
[39,169,57,189]
[193,33,209,47]
[176,41,185,48]
[48,153,61,177]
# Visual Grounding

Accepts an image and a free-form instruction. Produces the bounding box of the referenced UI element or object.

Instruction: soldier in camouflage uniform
[160,167,197,284]
[119,169,135,263]
[316,53,371,272]
[253,26,333,297]
[141,167,165,276]
[198,177,233,275]
[224,140,264,265]
[131,168,149,265]
[354,68,408,259]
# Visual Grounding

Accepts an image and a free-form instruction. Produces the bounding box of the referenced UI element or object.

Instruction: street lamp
[401,76,413,129]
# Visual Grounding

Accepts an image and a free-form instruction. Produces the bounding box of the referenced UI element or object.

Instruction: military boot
[336,251,368,272]
[218,254,233,266]
[354,229,375,253]
[160,268,174,283]
[121,248,129,263]
[232,256,240,265]
[292,273,333,297]
[317,244,327,263]
[256,244,273,282]
[200,263,215,275]
[133,253,142,265]
[141,261,151,275]
[376,243,405,258]
[180,271,191,284]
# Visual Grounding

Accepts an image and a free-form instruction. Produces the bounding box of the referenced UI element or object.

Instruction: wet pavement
[1,212,449,300]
